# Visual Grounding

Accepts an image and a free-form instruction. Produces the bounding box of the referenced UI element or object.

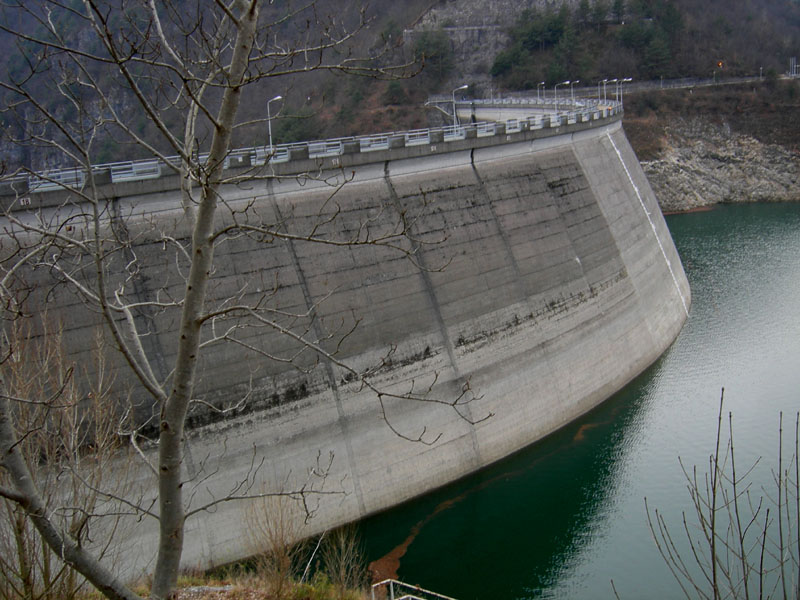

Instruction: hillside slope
[623,80,800,211]
[407,0,800,96]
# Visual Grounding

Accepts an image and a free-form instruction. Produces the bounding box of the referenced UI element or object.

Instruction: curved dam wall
[3,116,690,575]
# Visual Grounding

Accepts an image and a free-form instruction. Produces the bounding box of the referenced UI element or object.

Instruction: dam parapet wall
[0,104,688,577]
[0,98,620,209]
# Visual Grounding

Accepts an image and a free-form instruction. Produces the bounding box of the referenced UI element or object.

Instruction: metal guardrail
[620,74,766,93]
[371,578,458,600]
[10,72,786,195]
[437,94,607,110]
[441,73,774,109]
[3,96,621,195]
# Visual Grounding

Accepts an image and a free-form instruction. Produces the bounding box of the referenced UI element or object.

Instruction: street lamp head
[267,95,283,153]
[452,85,468,126]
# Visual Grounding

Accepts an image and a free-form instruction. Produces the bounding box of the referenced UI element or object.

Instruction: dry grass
[169,576,370,600]
[622,113,668,161]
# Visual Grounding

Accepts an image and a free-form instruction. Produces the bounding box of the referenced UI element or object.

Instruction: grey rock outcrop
[413,0,579,28]
[642,118,800,212]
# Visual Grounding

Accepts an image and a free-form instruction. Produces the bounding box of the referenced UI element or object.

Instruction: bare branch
[0,2,465,599]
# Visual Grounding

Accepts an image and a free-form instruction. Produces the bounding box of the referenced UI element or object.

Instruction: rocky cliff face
[413,0,578,28]
[406,0,580,91]
[639,117,800,213]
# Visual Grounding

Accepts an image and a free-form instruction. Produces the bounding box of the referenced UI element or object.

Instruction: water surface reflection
[362,203,800,600]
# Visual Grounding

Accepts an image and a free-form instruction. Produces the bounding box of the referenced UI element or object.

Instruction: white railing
[2,96,621,194]
[360,134,392,151]
[442,124,466,141]
[111,159,161,181]
[371,578,458,600]
[308,140,344,158]
[405,129,431,146]
[28,168,85,192]
[475,121,495,137]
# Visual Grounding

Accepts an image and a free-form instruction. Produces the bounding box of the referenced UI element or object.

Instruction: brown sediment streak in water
[573,422,600,442]
[370,407,624,580]
[369,492,469,582]
[368,526,418,583]
[574,405,625,441]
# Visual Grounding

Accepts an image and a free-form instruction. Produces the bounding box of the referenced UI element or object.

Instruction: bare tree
[244,486,311,600]
[0,318,132,600]
[321,524,368,600]
[647,390,800,600]
[0,2,480,600]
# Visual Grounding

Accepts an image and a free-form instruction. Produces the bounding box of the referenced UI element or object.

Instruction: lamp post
[537,81,545,102]
[554,80,570,114]
[617,77,632,108]
[452,84,468,125]
[570,79,580,104]
[603,78,617,103]
[267,94,282,155]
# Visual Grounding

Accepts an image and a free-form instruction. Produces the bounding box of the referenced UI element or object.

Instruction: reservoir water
[361,202,800,599]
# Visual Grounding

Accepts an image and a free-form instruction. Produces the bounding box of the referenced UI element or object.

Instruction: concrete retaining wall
[5,119,690,577]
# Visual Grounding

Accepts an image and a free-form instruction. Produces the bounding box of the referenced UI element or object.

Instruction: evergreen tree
[414,29,455,87]
[591,0,609,31]
[612,0,625,23]
[578,0,592,30]
[643,32,672,77]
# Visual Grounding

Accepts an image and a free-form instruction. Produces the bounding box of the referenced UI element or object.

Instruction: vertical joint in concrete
[268,184,368,516]
[469,149,527,301]
[383,161,483,466]
[382,162,461,379]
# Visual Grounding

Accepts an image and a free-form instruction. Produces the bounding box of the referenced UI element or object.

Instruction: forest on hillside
[490,0,800,88]
[0,0,433,168]
[2,0,800,169]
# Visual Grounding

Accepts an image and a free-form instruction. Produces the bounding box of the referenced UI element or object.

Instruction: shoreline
[661,197,800,216]
[662,204,717,216]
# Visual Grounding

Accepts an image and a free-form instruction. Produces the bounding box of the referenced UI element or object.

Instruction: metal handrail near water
[371,578,458,600]
[2,96,621,195]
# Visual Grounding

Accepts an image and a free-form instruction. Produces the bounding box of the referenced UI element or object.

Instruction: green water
[360,202,800,599]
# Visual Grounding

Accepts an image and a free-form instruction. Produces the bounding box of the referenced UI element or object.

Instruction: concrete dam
[1,101,690,574]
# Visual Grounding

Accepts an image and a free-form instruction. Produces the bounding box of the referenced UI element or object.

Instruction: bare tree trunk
[0,2,441,599]
[150,2,260,597]
[12,508,34,600]
[0,396,141,600]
